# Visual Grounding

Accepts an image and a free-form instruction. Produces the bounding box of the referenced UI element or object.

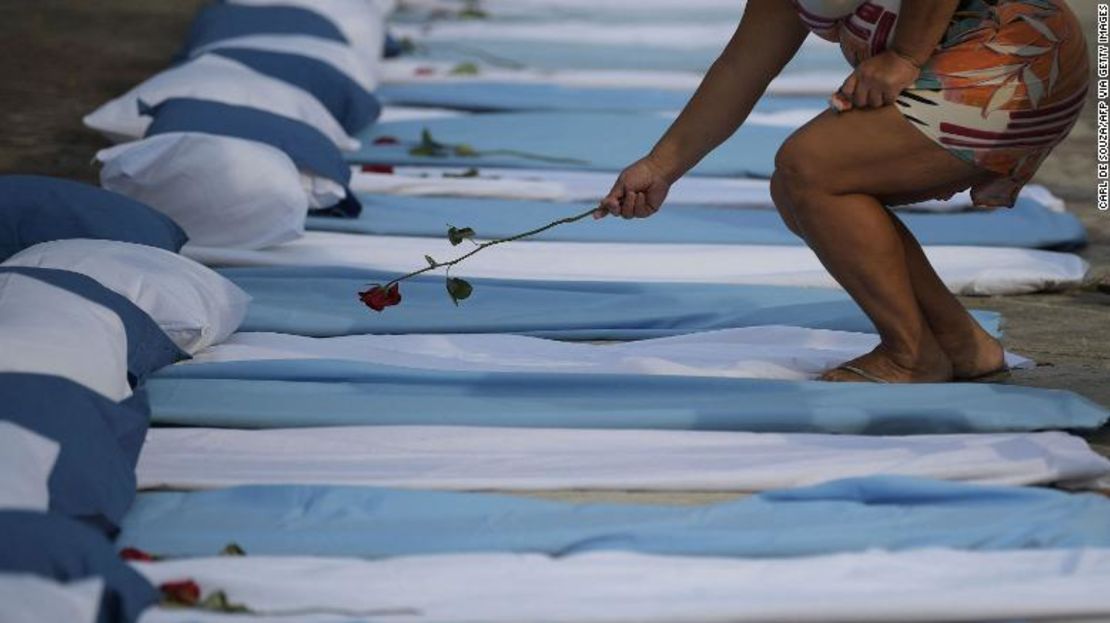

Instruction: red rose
[359,284,402,312]
[361,164,395,174]
[119,547,157,562]
[372,136,400,146]
[160,580,201,606]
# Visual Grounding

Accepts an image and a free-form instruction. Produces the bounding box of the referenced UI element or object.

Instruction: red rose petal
[160,580,201,606]
[119,547,156,562]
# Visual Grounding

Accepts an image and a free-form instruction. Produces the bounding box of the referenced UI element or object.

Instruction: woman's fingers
[620,191,637,219]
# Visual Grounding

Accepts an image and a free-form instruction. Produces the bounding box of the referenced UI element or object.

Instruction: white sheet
[136,548,1110,622]
[0,422,59,512]
[357,167,1066,213]
[377,106,467,122]
[381,59,843,95]
[0,575,103,623]
[188,327,1033,380]
[137,426,1110,492]
[390,21,752,50]
[184,232,1089,296]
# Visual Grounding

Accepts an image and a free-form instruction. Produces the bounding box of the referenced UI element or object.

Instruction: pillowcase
[181,3,347,53]
[98,132,310,250]
[1,373,146,534]
[0,176,187,262]
[206,47,382,134]
[3,239,251,354]
[0,268,187,384]
[0,511,159,623]
[0,422,58,513]
[83,53,358,151]
[0,272,132,401]
[140,98,362,217]
[190,33,376,89]
[228,0,391,68]
[0,574,103,623]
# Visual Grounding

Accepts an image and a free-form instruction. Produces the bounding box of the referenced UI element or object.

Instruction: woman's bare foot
[934,323,1007,380]
[820,342,954,383]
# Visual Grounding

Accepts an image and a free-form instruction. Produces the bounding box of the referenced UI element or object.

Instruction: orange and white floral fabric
[798,0,1090,207]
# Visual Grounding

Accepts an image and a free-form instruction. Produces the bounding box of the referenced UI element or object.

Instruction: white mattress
[137,426,1110,493]
[135,548,1110,622]
[184,232,1089,296]
[188,327,1033,380]
[354,168,1066,214]
[381,59,843,95]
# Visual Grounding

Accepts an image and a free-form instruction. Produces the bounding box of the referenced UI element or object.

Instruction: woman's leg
[771,105,1002,382]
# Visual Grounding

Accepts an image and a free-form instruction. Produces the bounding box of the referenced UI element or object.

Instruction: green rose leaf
[446,277,474,305]
[453,143,479,157]
[449,62,481,75]
[410,128,448,158]
[200,590,251,614]
[447,226,476,246]
[220,543,246,557]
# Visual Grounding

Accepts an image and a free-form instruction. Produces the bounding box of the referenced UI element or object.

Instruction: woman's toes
[820,345,953,384]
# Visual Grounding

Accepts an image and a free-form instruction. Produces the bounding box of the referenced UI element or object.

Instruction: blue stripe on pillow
[208,47,382,134]
[141,98,361,217]
[181,4,347,57]
[1,374,147,534]
[0,511,158,623]
[0,268,187,385]
[0,175,188,261]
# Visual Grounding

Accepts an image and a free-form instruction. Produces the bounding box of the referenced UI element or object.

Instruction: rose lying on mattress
[359,206,598,312]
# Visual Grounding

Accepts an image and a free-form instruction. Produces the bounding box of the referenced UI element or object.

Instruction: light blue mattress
[224,267,1003,339]
[145,359,1107,433]
[118,476,1110,559]
[376,83,826,113]
[307,195,1087,249]
[351,111,788,176]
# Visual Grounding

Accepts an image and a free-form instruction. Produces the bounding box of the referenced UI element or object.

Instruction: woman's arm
[647,0,810,183]
[597,0,808,218]
[837,0,960,110]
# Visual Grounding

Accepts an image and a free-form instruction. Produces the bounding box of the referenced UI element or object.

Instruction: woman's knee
[773,130,832,208]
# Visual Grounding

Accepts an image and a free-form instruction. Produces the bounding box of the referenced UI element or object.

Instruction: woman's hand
[832,50,920,112]
[595,156,674,220]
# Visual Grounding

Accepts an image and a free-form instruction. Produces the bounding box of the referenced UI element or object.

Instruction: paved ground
[2,1,1106,465]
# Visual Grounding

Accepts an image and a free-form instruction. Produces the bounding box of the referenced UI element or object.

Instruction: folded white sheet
[137,426,1110,492]
[377,106,467,122]
[135,548,1110,622]
[381,59,843,95]
[188,327,1033,380]
[0,575,102,623]
[360,167,1065,213]
[184,232,1089,296]
[389,21,749,50]
[350,169,568,200]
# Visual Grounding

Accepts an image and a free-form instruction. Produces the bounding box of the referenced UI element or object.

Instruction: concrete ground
[1,1,1106,475]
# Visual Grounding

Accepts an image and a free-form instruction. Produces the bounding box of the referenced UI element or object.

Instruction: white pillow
[0,575,103,623]
[0,423,60,512]
[83,54,359,151]
[3,240,251,354]
[0,273,131,401]
[98,133,310,250]
[191,34,377,90]
[229,0,390,69]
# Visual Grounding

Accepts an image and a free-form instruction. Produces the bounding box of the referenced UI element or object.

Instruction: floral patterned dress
[797,0,1089,208]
